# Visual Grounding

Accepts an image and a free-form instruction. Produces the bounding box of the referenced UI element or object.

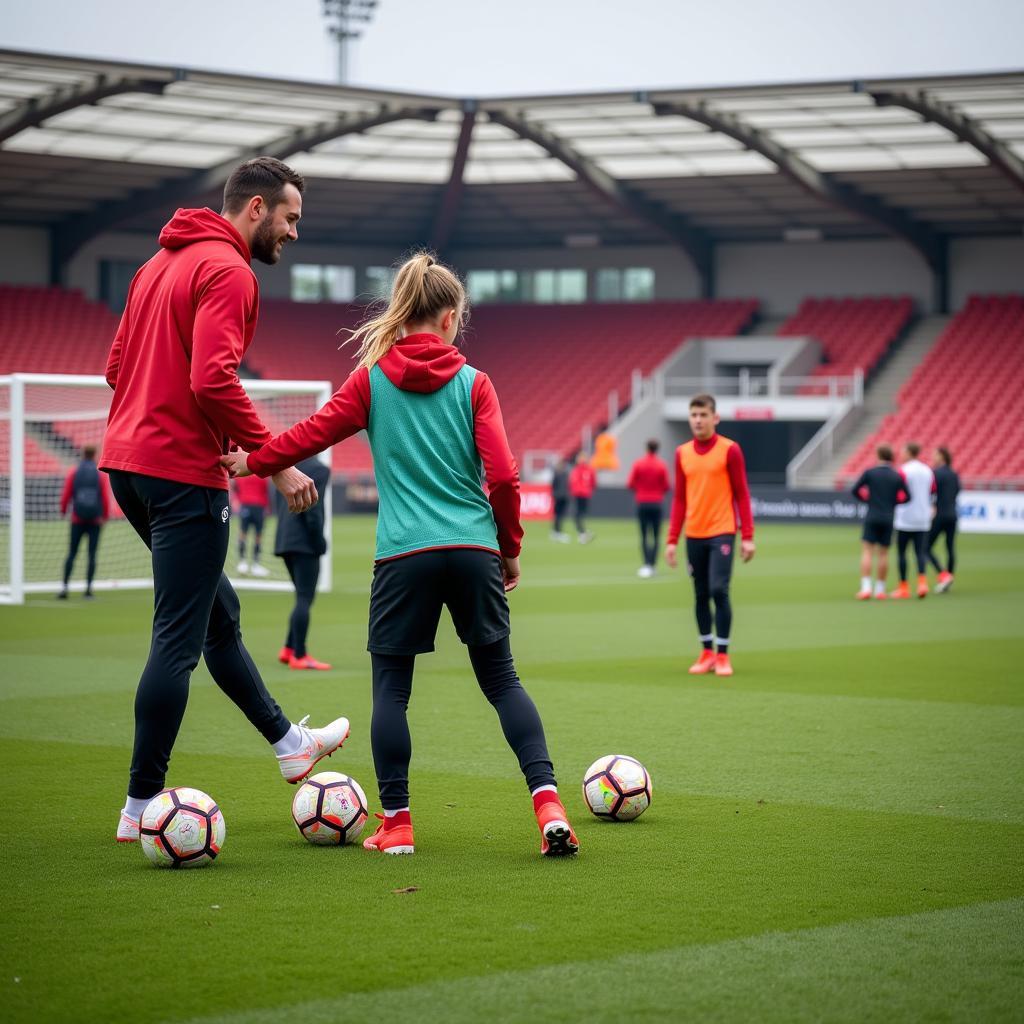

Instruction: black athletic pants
[637,503,662,567]
[927,516,957,574]
[685,534,735,648]
[574,496,589,534]
[63,522,100,590]
[552,497,568,534]
[371,639,555,809]
[897,529,929,580]
[283,552,320,658]
[108,471,290,799]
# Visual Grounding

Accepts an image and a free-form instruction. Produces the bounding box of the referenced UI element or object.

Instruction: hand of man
[219,451,251,478]
[502,555,521,593]
[740,539,756,563]
[665,543,678,569]
[271,466,318,514]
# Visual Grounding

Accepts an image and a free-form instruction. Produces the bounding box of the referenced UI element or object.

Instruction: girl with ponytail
[222,251,578,858]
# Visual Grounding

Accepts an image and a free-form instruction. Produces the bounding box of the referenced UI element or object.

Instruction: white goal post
[0,372,333,605]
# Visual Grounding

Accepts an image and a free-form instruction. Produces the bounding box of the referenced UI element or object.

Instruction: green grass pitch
[1,518,1022,1023]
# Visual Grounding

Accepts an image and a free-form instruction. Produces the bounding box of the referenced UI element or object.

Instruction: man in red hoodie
[569,451,597,543]
[100,157,349,843]
[627,439,671,578]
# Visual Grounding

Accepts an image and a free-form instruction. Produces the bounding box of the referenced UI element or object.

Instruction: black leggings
[927,516,957,574]
[64,522,100,589]
[109,471,290,799]
[552,497,568,533]
[574,496,589,533]
[370,637,556,810]
[897,529,929,580]
[637,504,662,567]
[283,552,320,658]
[686,535,735,646]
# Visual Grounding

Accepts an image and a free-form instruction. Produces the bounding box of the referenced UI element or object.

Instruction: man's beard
[251,214,282,265]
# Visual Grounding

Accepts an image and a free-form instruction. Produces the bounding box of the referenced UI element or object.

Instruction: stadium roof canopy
[1,48,1022,295]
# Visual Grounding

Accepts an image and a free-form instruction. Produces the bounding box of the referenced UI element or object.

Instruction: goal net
[0,373,332,604]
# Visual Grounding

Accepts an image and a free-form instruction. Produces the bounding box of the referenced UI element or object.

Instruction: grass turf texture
[1,519,1022,1023]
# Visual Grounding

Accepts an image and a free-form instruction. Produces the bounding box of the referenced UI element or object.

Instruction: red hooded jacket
[100,208,272,490]
[247,334,523,558]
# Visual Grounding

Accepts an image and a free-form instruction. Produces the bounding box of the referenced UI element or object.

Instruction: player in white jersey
[891,442,936,599]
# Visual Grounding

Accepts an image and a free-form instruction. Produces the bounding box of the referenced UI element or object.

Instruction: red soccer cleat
[714,653,734,677]
[856,589,872,601]
[278,646,294,665]
[935,571,954,594]
[289,654,332,671]
[916,575,929,599]
[363,812,415,855]
[534,792,579,857]
[688,649,717,675]
[889,581,911,600]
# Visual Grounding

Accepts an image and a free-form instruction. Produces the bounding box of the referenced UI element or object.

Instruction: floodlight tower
[322,0,379,84]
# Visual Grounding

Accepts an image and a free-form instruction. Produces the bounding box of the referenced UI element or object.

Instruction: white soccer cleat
[250,563,271,578]
[115,811,140,843]
[637,565,655,578]
[236,560,250,575]
[277,714,351,784]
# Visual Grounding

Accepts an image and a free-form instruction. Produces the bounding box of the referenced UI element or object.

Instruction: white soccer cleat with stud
[277,714,351,784]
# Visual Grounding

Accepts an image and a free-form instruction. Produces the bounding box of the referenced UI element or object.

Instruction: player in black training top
[851,443,909,600]
[927,446,961,594]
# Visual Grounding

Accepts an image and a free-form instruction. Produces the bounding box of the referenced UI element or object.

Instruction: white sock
[123,796,150,819]
[384,806,410,817]
[860,576,871,592]
[272,722,304,756]
[874,580,886,595]
[531,784,558,797]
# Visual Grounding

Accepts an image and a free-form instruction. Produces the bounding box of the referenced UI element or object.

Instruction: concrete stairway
[798,315,950,489]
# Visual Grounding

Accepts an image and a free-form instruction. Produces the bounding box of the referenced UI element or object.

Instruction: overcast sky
[6,0,1023,95]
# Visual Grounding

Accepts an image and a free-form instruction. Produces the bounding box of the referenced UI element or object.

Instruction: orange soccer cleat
[935,571,954,594]
[916,575,929,599]
[534,792,579,857]
[688,649,718,675]
[278,646,294,665]
[363,812,415,855]
[856,589,872,601]
[289,654,332,671]
[714,653,734,677]
[889,581,911,600]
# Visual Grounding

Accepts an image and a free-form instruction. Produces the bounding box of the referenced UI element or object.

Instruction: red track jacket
[100,208,272,490]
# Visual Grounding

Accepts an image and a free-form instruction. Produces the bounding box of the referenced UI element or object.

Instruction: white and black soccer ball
[140,787,225,868]
[582,755,652,821]
[291,772,369,845]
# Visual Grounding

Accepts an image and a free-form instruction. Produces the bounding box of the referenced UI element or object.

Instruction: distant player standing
[234,473,271,575]
[927,446,960,593]
[100,157,349,842]
[58,444,110,600]
[891,442,935,599]
[549,456,570,542]
[627,439,671,577]
[851,444,909,600]
[569,451,596,543]
[665,394,754,678]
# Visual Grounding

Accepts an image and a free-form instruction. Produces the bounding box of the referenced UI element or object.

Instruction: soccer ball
[582,755,652,821]
[291,772,369,846]
[140,787,225,868]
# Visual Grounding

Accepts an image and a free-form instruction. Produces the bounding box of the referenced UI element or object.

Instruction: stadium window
[558,269,587,303]
[623,267,655,301]
[595,267,655,302]
[526,269,586,303]
[290,264,355,303]
[596,268,622,302]
[366,266,397,300]
[468,270,499,303]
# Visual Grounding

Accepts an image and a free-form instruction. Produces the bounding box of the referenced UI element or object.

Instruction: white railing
[786,403,865,488]
[663,370,863,400]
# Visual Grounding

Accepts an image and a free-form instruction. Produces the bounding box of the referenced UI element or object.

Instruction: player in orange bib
[665,394,755,677]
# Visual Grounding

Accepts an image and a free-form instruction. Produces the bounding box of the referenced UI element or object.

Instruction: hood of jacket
[377,333,466,393]
[158,207,250,262]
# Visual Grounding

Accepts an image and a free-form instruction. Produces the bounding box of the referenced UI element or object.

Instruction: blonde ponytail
[342,251,467,370]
